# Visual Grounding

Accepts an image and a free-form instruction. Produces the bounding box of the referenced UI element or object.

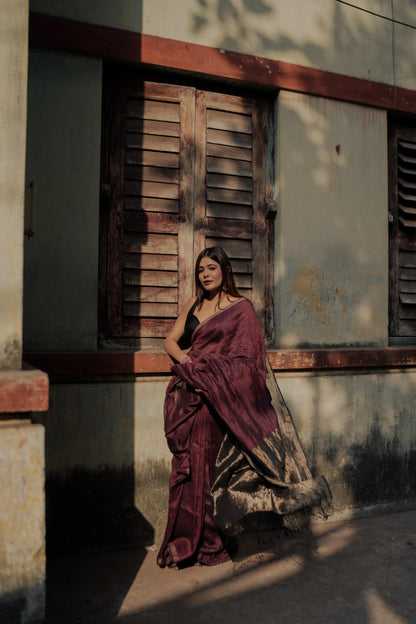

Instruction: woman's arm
[163,296,197,363]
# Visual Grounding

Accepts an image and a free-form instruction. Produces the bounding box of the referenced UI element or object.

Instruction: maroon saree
[157,298,331,568]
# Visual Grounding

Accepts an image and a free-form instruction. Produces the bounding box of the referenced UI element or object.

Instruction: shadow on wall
[276,369,416,516]
[189,0,407,85]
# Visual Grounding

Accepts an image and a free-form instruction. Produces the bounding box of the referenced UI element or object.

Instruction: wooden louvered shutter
[100,73,273,345]
[102,78,194,345]
[389,123,416,338]
[193,91,271,334]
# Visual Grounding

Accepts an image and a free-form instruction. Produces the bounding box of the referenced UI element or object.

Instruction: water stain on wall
[288,266,353,327]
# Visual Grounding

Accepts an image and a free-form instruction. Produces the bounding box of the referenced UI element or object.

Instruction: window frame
[388,118,416,343]
[99,68,276,348]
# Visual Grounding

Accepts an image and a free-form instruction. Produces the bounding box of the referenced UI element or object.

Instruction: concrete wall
[0,2,47,622]
[30,0,416,90]
[0,422,45,623]
[24,50,102,351]
[43,370,416,548]
[45,379,169,551]
[277,370,416,514]
[0,0,28,369]
[276,91,388,347]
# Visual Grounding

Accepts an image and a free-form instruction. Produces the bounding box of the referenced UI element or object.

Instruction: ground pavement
[46,509,416,624]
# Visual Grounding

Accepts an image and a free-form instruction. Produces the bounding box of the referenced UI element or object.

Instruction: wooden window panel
[194,90,271,334]
[100,73,274,345]
[389,122,416,339]
[100,76,194,345]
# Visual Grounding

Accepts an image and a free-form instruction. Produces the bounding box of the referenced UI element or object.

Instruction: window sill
[23,347,416,378]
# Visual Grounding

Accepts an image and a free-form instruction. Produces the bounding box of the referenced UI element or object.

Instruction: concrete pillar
[0,1,48,622]
[0,0,28,370]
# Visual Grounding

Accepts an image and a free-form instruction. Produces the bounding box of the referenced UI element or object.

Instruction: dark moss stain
[342,427,416,505]
[0,585,44,624]
[2,337,20,368]
[304,425,416,511]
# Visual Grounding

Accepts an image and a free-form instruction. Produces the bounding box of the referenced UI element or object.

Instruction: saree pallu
[157,298,332,568]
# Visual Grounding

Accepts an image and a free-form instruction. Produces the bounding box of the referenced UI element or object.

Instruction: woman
[157,247,331,569]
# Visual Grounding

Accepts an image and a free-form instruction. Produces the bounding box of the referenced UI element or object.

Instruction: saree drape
[157,298,331,568]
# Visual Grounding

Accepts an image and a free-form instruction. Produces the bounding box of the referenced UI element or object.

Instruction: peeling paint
[288,266,353,327]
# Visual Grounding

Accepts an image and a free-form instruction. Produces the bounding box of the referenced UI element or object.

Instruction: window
[389,120,416,340]
[99,70,274,348]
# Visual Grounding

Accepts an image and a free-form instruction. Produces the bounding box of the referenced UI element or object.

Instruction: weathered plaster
[0,369,49,413]
[276,91,388,347]
[29,0,416,90]
[0,0,28,369]
[0,422,45,622]
[43,371,416,547]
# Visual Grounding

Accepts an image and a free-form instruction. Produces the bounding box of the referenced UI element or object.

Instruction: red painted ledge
[29,11,416,115]
[0,368,49,413]
[23,348,416,378]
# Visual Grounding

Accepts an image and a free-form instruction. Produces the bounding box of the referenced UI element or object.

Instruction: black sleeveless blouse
[178,301,200,350]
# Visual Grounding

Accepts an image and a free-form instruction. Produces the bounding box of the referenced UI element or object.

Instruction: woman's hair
[194,246,240,307]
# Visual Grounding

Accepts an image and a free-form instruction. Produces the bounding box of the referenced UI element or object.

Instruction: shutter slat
[398,165,416,176]
[126,133,180,152]
[207,109,252,133]
[127,99,180,122]
[125,118,179,137]
[124,269,178,287]
[399,251,416,267]
[400,293,416,304]
[399,217,416,229]
[398,139,416,153]
[207,156,252,177]
[125,165,179,184]
[206,143,252,161]
[124,253,177,271]
[205,236,252,259]
[207,202,252,220]
[203,217,253,239]
[123,318,174,338]
[123,302,177,317]
[399,280,416,294]
[206,187,252,205]
[125,149,179,168]
[207,128,252,149]
[124,212,181,234]
[123,231,177,254]
[234,274,252,288]
[124,196,179,214]
[398,192,416,204]
[124,285,178,303]
[207,172,252,191]
[125,180,179,199]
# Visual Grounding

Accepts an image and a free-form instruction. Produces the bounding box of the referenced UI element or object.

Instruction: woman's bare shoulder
[180,296,198,316]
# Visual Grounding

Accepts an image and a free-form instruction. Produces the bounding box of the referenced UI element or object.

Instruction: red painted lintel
[29,11,416,115]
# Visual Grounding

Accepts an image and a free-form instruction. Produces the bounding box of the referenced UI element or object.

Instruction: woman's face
[198,256,223,295]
